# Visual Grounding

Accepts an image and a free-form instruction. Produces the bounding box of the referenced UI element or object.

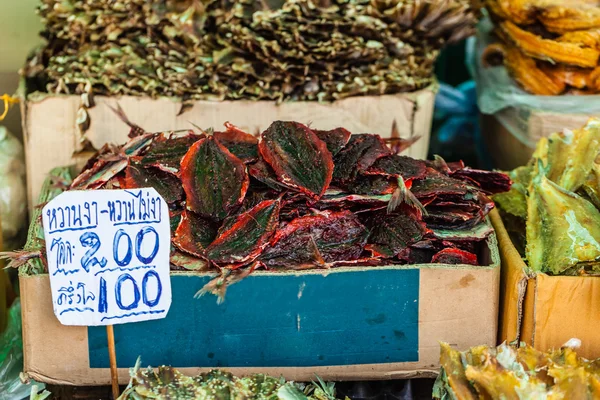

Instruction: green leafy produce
[118,359,347,400]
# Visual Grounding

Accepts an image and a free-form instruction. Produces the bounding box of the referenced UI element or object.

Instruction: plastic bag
[0,299,44,400]
[0,126,27,246]
[431,81,492,170]
[468,18,600,116]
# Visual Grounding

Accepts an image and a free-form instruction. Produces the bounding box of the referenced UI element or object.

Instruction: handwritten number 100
[112,226,160,266]
[99,271,162,313]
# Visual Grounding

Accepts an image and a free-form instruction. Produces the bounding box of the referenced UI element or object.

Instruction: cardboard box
[490,209,600,359]
[20,85,436,212]
[481,108,596,171]
[19,169,500,386]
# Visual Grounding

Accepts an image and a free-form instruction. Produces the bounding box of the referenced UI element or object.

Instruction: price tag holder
[42,188,172,326]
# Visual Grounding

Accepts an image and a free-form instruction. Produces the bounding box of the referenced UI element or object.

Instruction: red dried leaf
[431,248,478,265]
[451,168,512,194]
[124,162,183,204]
[172,210,218,258]
[70,159,129,190]
[205,199,281,265]
[364,207,431,257]
[180,136,249,220]
[248,159,289,191]
[71,133,155,190]
[138,131,204,174]
[259,121,333,200]
[333,134,392,185]
[410,168,471,199]
[365,155,428,184]
[261,210,368,268]
[214,122,259,163]
[314,127,351,156]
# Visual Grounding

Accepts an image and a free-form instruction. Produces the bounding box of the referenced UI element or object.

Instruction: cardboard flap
[532,274,600,358]
[489,209,528,344]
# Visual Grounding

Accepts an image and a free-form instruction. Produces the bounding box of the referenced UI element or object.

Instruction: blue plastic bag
[431,81,492,170]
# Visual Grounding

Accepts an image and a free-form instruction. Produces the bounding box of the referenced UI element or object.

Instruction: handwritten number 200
[80,232,107,272]
[112,227,159,266]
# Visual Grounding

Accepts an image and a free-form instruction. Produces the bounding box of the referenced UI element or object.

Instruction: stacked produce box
[20,0,481,209]
[10,115,513,387]
[476,0,600,169]
[493,119,600,359]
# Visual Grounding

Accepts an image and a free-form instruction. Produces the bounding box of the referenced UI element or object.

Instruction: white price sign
[42,188,172,326]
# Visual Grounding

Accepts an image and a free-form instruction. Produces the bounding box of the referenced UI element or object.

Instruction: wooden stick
[107,325,119,399]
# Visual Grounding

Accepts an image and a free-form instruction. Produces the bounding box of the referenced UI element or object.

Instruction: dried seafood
[484,0,600,95]
[16,120,510,298]
[494,118,600,275]
[434,340,600,399]
[23,0,480,102]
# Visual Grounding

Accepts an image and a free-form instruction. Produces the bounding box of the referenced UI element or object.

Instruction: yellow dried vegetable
[434,341,600,400]
[500,21,600,68]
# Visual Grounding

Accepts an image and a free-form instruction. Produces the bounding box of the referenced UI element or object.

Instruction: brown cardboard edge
[529,273,600,358]
[25,368,439,387]
[489,209,529,344]
[520,277,537,347]
[20,264,500,385]
[20,273,445,385]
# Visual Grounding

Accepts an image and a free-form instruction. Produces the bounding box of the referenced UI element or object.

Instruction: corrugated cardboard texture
[492,209,600,359]
[22,87,436,211]
[489,209,527,344]
[20,265,498,386]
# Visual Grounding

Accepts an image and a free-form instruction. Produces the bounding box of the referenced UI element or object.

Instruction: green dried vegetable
[118,359,347,400]
[24,0,479,102]
[494,118,600,276]
[526,167,600,275]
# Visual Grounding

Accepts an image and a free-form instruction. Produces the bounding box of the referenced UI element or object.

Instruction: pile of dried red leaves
[67,120,510,295]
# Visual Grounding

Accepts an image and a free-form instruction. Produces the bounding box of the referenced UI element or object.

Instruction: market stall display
[483,0,600,95]
[491,118,600,359]
[21,0,484,209]
[15,120,510,298]
[12,121,505,385]
[433,340,600,399]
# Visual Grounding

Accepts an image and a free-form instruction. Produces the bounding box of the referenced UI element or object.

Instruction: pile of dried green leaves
[118,361,346,400]
[23,0,480,101]
[493,118,600,276]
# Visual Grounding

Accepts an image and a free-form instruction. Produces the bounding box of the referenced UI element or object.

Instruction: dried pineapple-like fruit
[558,29,600,50]
[539,4,600,34]
[539,64,594,89]
[502,44,566,95]
[499,21,600,68]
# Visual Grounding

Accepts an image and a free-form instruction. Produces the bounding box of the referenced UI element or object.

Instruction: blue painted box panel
[88,268,419,368]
